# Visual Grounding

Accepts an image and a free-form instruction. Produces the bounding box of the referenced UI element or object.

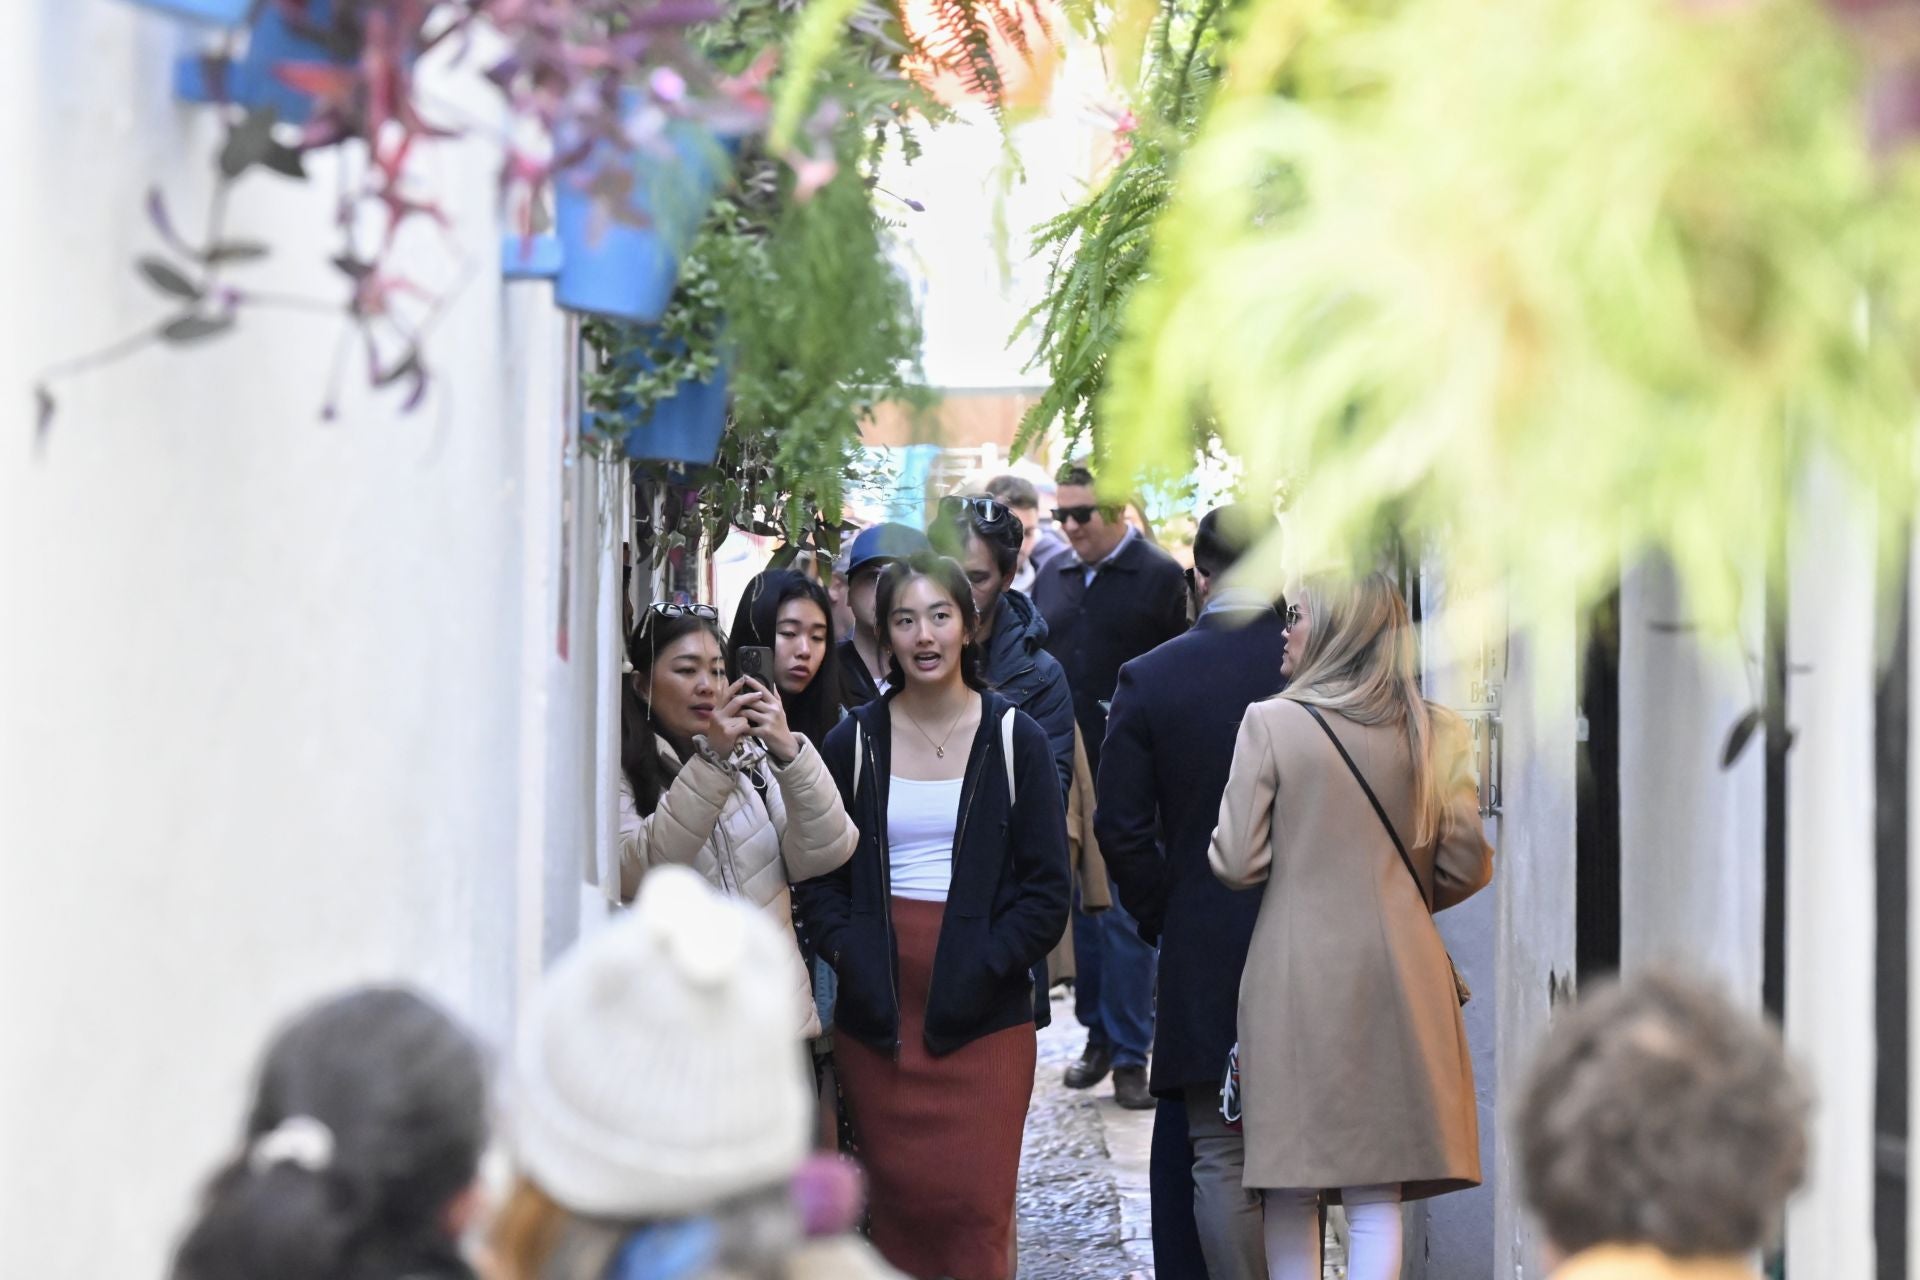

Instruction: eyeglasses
[1052,505,1107,527]
[940,494,1014,525]
[1285,603,1303,627]
[648,601,719,621]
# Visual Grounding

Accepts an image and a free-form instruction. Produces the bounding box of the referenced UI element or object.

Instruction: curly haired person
[1517,972,1811,1280]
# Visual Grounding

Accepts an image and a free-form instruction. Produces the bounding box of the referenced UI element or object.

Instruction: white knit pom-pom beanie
[511,865,812,1219]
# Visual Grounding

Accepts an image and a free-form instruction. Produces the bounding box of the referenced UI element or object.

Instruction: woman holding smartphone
[619,600,858,1038]
[796,553,1070,1280]
[727,568,843,750]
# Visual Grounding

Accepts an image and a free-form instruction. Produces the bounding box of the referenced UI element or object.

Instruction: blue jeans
[1072,894,1156,1068]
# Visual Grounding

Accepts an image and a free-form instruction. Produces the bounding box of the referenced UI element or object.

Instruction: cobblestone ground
[1016,991,1346,1280]
[1017,997,1143,1279]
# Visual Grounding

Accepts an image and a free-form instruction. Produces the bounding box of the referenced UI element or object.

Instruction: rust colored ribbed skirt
[835,896,1037,1280]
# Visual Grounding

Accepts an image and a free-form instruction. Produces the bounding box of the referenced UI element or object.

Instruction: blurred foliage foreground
[1093,0,1920,640]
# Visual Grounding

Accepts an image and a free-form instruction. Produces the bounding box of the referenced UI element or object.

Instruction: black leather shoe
[1063,1042,1114,1089]
[1112,1066,1154,1110]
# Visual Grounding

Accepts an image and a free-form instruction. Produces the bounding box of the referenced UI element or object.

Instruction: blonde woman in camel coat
[1209,571,1495,1280]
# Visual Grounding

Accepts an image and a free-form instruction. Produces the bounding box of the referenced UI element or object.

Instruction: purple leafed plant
[37,0,780,438]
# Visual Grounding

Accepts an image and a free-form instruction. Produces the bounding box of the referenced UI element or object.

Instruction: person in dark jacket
[930,493,1075,797]
[797,553,1070,1280]
[1096,503,1286,1280]
[837,522,932,711]
[1032,462,1189,1108]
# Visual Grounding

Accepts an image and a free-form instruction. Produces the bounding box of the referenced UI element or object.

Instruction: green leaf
[203,241,271,265]
[161,313,237,344]
[139,257,203,301]
[219,108,280,180]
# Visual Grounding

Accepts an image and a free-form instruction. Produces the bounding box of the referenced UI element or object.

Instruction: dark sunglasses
[648,601,719,621]
[1052,505,1111,527]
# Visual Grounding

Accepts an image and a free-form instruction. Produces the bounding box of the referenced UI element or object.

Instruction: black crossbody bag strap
[1300,704,1430,910]
[1300,703,1471,1005]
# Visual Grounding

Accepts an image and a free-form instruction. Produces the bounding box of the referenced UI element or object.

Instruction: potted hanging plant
[123,0,252,24]
[172,0,363,124]
[551,110,738,323]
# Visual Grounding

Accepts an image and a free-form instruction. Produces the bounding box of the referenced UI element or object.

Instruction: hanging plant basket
[501,234,563,281]
[553,117,733,324]
[173,0,356,124]
[623,365,730,467]
[123,0,252,23]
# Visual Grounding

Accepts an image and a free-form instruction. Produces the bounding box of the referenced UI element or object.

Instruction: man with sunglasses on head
[930,495,1075,798]
[1030,461,1189,1112]
[984,473,1071,593]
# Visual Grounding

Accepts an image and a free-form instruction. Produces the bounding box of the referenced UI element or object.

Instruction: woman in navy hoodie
[796,552,1070,1280]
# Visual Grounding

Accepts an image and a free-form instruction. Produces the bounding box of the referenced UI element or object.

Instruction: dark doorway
[1576,589,1623,982]
[1875,554,1910,1280]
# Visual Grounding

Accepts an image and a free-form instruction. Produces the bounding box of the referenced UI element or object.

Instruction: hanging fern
[1011,0,1237,465]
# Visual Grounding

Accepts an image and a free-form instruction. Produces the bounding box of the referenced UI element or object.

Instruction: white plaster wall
[0,5,573,1274]
[1783,454,1879,1277]
[1492,612,1580,1280]
[1618,555,1766,997]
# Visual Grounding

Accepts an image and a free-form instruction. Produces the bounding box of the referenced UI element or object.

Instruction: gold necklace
[899,698,970,758]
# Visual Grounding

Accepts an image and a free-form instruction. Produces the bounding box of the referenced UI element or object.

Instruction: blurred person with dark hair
[930,494,1074,797]
[169,988,487,1280]
[495,865,906,1280]
[837,523,932,711]
[985,473,1068,592]
[1517,972,1810,1279]
[621,602,857,1038]
[798,552,1070,1280]
[1033,460,1189,1109]
[1096,502,1286,1280]
[728,568,843,750]
[1211,570,1494,1280]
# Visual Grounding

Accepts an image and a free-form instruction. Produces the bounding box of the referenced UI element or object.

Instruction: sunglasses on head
[940,494,1014,526]
[1052,505,1111,527]
[648,601,719,621]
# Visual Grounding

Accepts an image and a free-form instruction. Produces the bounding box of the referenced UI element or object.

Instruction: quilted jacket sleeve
[768,736,859,882]
[617,754,735,902]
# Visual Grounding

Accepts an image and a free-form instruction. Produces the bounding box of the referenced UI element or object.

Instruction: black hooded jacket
[795,690,1071,1056]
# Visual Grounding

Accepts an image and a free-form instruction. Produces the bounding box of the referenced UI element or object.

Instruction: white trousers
[1262,1183,1402,1280]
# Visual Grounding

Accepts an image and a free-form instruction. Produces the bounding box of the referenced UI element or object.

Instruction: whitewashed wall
[1618,554,1767,997]
[0,4,582,1275]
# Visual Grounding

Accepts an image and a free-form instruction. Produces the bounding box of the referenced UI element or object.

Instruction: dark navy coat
[1094,604,1288,1097]
[980,589,1075,802]
[1031,533,1189,777]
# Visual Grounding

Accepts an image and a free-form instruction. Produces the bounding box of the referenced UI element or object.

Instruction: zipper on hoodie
[868,725,903,1056]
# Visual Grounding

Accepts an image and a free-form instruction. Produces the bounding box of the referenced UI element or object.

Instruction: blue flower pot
[552,119,732,324]
[589,338,730,468]
[124,0,253,23]
[501,233,563,281]
[174,0,351,124]
[622,365,730,467]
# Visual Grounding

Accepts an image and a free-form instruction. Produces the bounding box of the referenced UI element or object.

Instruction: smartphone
[737,645,775,691]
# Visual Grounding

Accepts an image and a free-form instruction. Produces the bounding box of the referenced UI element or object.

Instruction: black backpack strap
[1300,703,1432,912]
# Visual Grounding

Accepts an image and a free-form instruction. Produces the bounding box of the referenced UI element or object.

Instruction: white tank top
[887,775,962,902]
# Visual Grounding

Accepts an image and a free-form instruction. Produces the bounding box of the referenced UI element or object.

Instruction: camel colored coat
[1209,698,1494,1198]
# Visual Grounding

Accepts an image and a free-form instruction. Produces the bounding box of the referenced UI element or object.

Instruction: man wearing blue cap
[836,521,933,710]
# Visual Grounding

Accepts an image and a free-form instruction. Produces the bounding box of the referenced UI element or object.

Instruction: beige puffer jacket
[618,734,857,1037]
